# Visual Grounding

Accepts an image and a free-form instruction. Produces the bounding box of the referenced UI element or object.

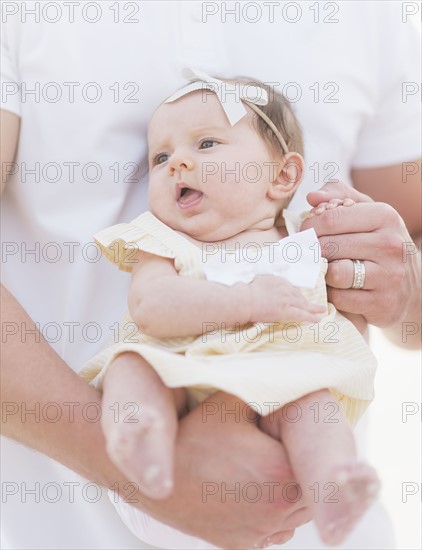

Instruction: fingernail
[269,530,295,545]
[343,198,355,206]
[315,207,325,214]
[143,465,160,483]
[163,478,173,489]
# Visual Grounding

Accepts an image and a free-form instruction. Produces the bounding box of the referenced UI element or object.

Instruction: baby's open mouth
[177,186,204,209]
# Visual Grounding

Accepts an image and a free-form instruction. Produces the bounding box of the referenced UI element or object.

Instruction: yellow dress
[80,211,377,425]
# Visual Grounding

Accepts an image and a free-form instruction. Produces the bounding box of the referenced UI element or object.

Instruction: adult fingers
[326,287,377,317]
[326,259,376,290]
[301,202,396,236]
[317,233,398,263]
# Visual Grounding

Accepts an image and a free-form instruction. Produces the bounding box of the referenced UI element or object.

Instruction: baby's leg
[101,352,187,500]
[260,390,380,545]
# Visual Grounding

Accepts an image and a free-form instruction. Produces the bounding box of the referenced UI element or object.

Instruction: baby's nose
[168,152,194,175]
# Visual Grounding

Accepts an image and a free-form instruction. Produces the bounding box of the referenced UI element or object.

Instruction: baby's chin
[150,208,251,242]
[152,213,218,239]
[185,220,249,242]
[182,228,234,243]
[192,217,276,241]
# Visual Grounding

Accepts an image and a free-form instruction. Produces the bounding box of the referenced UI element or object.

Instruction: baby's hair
[217,76,304,159]
[213,76,304,214]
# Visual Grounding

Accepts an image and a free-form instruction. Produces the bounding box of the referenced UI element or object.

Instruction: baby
[81,69,380,547]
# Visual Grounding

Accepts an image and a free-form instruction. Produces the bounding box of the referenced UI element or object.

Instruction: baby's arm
[129,250,325,338]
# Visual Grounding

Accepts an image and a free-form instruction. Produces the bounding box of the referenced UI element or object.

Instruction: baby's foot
[106,404,176,500]
[315,462,381,546]
[306,198,355,218]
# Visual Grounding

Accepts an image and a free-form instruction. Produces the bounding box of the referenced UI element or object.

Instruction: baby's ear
[268,153,304,199]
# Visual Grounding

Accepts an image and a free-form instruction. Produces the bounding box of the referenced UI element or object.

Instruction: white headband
[164,68,290,154]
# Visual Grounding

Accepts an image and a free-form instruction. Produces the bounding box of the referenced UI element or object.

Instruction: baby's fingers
[277,285,326,312]
[275,290,326,321]
[282,306,321,323]
[283,304,326,322]
[307,198,355,218]
[308,302,327,313]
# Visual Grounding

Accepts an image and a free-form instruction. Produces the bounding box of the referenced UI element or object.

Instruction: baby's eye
[199,139,218,149]
[153,153,169,165]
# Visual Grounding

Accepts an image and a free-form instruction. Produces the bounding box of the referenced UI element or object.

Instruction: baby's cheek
[147,184,161,207]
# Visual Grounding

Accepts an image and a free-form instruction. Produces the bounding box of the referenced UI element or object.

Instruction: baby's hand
[248,275,326,323]
[306,197,355,218]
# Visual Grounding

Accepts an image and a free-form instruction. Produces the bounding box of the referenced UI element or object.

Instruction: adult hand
[142,392,310,549]
[301,181,420,329]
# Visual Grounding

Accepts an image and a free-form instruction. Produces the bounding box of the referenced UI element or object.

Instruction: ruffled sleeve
[94,212,177,272]
[282,208,310,235]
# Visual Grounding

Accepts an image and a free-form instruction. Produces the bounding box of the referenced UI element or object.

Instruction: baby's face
[147,91,282,242]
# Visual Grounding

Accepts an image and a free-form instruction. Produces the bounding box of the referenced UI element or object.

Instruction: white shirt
[1,1,420,549]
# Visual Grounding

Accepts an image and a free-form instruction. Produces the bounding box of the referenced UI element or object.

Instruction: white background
[368,13,421,550]
[367,326,421,550]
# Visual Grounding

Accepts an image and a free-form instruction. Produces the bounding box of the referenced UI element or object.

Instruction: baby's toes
[326,198,345,209]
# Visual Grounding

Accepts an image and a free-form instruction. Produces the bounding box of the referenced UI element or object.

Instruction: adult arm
[303,161,421,349]
[0,284,145,494]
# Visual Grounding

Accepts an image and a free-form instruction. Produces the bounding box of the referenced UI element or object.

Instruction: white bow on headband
[165,68,289,154]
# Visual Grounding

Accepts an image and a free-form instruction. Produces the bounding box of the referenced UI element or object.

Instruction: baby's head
[147,71,304,242]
